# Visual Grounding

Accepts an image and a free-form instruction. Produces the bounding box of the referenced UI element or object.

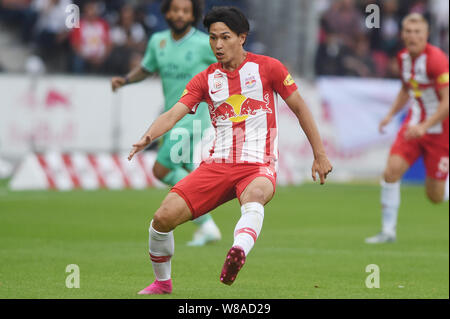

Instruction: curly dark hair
[160,0,204,26]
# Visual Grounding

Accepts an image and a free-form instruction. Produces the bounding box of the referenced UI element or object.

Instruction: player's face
[209,22,246,64]
[84,3,99,20]
[401,21,428,56]
[165,0,195,35]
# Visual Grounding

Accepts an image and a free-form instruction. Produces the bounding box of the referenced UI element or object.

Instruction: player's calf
[425,178,447,204]
[425,188,445,204]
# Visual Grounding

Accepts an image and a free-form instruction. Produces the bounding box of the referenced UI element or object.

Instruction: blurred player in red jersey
[69,1,111,73]
[366,13,449,244]
[128,7,332,294]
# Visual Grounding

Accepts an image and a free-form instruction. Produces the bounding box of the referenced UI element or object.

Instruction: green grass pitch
[0,180,448,299]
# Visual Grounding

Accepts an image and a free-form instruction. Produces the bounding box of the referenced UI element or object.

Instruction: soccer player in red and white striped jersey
[179,48,294,170]
[366,13,449,244]
[128,7,332,294]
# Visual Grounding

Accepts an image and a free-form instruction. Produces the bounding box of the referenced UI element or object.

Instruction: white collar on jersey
[170,27,196,45]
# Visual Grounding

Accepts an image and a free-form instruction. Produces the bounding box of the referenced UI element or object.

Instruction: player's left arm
[285,91,333,184]
[271,58,332,184]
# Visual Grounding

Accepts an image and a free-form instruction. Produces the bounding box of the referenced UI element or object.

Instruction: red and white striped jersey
[70,19,110,59]
[179,52,297,170]
[397,43,449,134]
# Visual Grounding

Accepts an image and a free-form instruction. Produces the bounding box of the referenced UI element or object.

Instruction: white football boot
[365,232,396,244]
[187,219,222,246]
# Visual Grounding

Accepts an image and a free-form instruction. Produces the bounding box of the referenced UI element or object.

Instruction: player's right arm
[111,34,158,92]
[128,102,191,160]
[128,71,207,160]
[111,66,152,92]
[379,83,410,133]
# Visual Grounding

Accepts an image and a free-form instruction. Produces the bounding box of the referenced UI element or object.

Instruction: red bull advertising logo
[244,76,257,89]
[209,94,271,123]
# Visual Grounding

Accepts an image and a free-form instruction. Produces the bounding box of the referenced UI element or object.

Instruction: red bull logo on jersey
[244,76,257,89]
[209,94,271,123]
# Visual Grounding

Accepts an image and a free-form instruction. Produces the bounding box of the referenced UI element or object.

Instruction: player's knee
[153,206,175,232]
[245,187,266,204]
[383,167,403,183]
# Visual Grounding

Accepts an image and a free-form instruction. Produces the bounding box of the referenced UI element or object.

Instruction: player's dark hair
[82,0,99,9]
[161,0,204,26]
[203,6,250,37]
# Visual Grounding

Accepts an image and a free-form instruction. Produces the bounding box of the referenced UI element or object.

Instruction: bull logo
[209,94,271,123]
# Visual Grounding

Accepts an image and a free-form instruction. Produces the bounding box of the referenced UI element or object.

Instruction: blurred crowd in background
[316,0,449,78]
[0,0,245,74]
[0,0,448,78]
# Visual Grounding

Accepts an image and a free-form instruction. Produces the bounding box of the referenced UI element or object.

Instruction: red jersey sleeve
[179,71,207,114]
[270,58,298,100]
[427,47,449,89]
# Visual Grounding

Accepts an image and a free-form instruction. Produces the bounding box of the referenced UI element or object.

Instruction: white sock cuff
[241,202,264,217]
[149,220,172,240]
[380,179,401,189]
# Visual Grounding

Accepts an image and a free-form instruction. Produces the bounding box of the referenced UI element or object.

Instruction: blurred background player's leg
[154,134,221,247]
[188,214,221,246]
[366,154,410,244]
